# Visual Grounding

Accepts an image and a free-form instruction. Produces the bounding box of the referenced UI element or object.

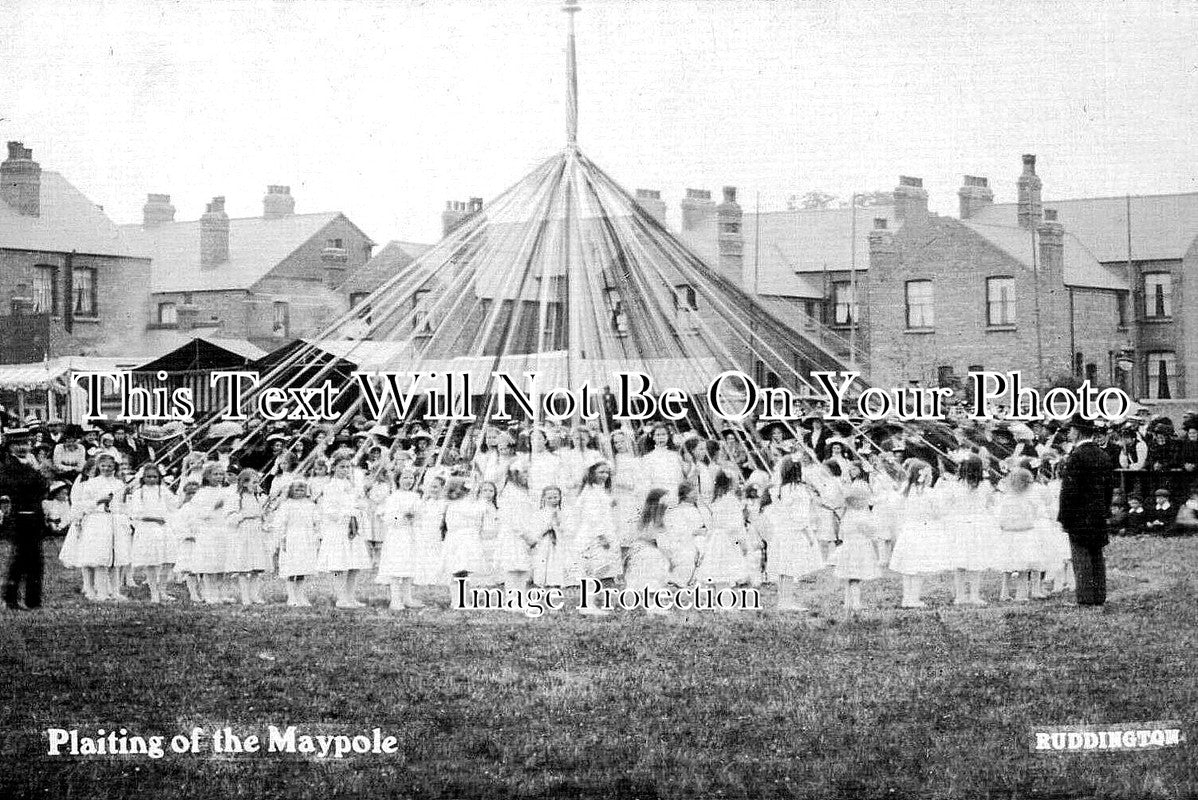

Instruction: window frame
[904,279,934,329]
[272,301,290,338]
[71,266,97,317]
[1143,272,1172,319]
[33,264,58,316]
[832,280,857,326]
[985,276,1015,327]
[157,302,177,326]
[1145,351,1177,400]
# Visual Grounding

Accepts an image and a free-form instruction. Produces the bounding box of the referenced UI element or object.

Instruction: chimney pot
[1017,154,1044,228]
[1,140,42,216]
[263,184,295,219]
[958,174,994,219]
[200,195,230,267]
[634,188,667,224]
[722,186,737,204]
[680,188,716,231]
[143,193,176,226]
[894,176,928,223]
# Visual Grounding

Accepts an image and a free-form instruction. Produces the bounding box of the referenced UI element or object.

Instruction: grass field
[2,536,1196,799]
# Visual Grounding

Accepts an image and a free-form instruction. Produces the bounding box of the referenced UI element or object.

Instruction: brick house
[968,180,1198,400]
[865,157,1127,393]
[0,141,152,363]
[121,187,375,351]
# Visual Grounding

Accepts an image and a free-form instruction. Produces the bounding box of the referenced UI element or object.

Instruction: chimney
[1037,207,1064,274]
[893,176,928,223]
[680,188,715,232]
[468,197,484,213]
[143,193,176,226]
[868,215,896,261]
[716,186,744,285]
[1017,154,1043,229]
[200,196,230,268]
[263,185,295,219]
[957,175,993,219]
[1,141,41,217]
[441,200,469,237]
[635,189,666,225]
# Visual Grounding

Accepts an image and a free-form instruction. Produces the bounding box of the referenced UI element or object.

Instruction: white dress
[759,484,823,580]
[275,500,321,578]
[528,506,569,587]
[413,496,447,585]
[127,486,177,567]
[57,479,87,568]
[316,478,371,572]
[525,452,562,499]
[994,492,1044,572]
[439,497,486,578]
[167,500,198,575]
[225,493,270,573]
[661,503,707,586]
[1034,480,1071,571]
[694,494,749,585]
[189,487,230,575]
[639,449,685,495]
[73,476,131,569]
[941,480,1002,571]
[376,489,420,581]
[888,490,947,575]
[364,480,392,545]
[568,487,622,581]
[495,489,536,574]
[624,526,671,591]
[827,509,881,580]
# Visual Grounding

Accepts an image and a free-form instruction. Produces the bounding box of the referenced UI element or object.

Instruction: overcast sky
[2,0,1195,244]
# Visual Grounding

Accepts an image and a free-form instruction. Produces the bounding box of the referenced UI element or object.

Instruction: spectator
[1144,488,1177,535]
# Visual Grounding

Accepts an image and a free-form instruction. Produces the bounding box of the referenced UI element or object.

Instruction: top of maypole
[563,0,580,149]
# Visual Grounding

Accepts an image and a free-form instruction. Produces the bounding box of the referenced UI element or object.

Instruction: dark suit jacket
[1058,440,1114,544]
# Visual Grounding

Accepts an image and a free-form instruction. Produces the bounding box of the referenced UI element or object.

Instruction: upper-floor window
[832,280,857,326]
[349,291,372,325]
[905,280,933,329]
[72,267,96,316]
[986,276,1015,326]
[1116,290,1128,328]
[413,289,432,335]
[1146,351,1176,399]
[33,264,57,315]
[673,283,698,331]
[603,288,628,336]
[157,302,177,326]
[272,301,290,337]
[1144,272,1172,318]
[326,237,344,249]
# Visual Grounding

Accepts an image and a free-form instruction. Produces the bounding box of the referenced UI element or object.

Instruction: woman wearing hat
[51,427,87,483]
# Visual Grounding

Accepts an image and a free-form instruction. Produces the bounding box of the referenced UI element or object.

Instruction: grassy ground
[1,537,1196,799]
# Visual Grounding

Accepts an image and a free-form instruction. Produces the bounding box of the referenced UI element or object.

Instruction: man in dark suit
[0,427,49,610]
[1058,414,1115,607]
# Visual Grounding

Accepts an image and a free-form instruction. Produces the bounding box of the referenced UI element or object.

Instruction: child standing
[376,469,422,610]
[225,469,269,606]
[317,458,371,608]
[994,468,1044,602]
[827,484,881,611]
[694,470,750,590]
[624,489,672,615]
[275,479,320,607]
[888,459,941,608]
[127,464,177,603]
[759,456,824,612]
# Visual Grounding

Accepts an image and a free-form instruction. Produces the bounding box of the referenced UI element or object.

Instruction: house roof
[969,193,1198,263]
[119,212,344,293]
[0,171,141,258]
[961,220,1128,290]
[739,206,902,294]
[341,239,433,295]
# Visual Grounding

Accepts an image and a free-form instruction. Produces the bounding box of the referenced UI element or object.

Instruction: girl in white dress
[317,458,371,608]
[439,478,486,588]
[810,460,845,561]
[758,456,823,611]
[73,453,130,602]
[944,456,997,606]
[694,470,750,589]
[624,489,672,615]
[525,429,561,501]
[190,463,232,605]
[888,459,941,608]
[413,475,447,586]
[610,429,642,545]
[225,469,269,606]
[376,468,423,610]
[274,479,320,607]
[168,478,202,602]
[307,457,332,501]
[127,464,177,604]
[1036,466,1073,595]
[994,467,1044,602]
[496,467,538,603]
[529,486,568,587]
[57,474,86,592]
[660,481,706,588]
[569,462,622,610]
[363,463,392,570]
[476,481,502,586]
[827,484,881,611]
[639,425,685,498]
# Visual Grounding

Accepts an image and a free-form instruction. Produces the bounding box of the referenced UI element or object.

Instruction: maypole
[564,0,580,149]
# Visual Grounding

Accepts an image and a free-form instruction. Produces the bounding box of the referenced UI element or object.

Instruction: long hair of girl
[638,488,669,529]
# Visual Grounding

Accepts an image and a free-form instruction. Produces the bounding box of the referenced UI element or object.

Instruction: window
[1145,352,1174,400]
[905,280,933,328]
[326,238,344,249]
[603,288,628,336]
[1116,291,1128,328]
[1146,352,1176,399]
[157,302,177,325]
[72,267,96,316]
[720,222,741,234]
[1085,363,1098,383]
[33,265,57,315]
[937,366,955,387]
[673,283,698,330]
[832,281,857,326]
[986,276,1015,326]
[1144,272,1172,318]
[413,289,432,335]
[349,291,372,326]
[272,301,290,337]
